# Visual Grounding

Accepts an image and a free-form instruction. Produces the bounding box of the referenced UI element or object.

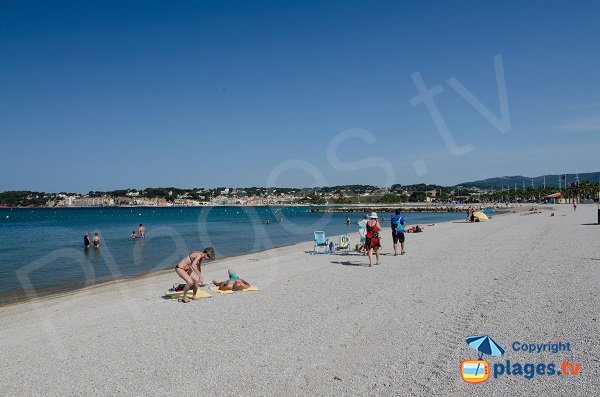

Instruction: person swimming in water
[174,247,215,303]
[212,269,251,291]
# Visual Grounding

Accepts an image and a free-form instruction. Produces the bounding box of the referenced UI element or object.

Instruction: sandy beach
[0,204,598,396]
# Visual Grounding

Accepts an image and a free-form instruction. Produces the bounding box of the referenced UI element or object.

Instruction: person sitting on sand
[212,269,251,291]
[174,247,215,303]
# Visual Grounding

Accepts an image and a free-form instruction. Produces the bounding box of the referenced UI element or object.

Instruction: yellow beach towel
[210,286,233,294]
[210,286,260,294]
[166,290,212,300]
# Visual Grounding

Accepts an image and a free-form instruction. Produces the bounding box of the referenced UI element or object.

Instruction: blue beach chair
[313,231,329,253]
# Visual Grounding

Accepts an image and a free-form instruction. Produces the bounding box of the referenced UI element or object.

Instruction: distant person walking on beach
[138,224,145,238]
[573,202,577,211]
[365,212,382,267]
[174,247,215,303]
[92,233,100,248]
[84,232,91,248]
[391,209,406,256]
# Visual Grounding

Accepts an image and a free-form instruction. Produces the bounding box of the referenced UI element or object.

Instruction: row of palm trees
[562,181,600,202]
[466,182,600,203]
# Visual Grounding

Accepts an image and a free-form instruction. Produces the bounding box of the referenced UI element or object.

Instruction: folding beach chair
[313,231,329,253]
[337,235,350,251]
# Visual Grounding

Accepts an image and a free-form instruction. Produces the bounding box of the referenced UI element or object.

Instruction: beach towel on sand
[165,290,212,300]
[210,286,260,294]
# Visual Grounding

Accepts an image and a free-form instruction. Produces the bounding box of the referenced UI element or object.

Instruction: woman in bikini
[212,269,251,291]
[175,247,215,303]
[365,212,382,267]
[92,233,100,248]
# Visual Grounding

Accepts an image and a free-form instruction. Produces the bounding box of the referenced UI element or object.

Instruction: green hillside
[459,172,600,190]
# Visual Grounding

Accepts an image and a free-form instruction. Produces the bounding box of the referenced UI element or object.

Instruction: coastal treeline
[1,182,598,207]
[0,191,69,207]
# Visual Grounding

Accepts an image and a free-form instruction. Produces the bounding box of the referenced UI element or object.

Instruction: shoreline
[1,204,538,310]
[0,207,507,309]
[0,240,316,309]
[0,208,486,307]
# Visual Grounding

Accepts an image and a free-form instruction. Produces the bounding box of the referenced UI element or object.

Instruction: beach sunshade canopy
[472,211,489,221]
[466,335,505,358]
[545,192,562,199]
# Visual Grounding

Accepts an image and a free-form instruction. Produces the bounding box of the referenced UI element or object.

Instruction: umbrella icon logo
[461,335,505,384]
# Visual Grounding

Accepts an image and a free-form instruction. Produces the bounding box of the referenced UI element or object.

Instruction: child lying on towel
[212,269,251,291]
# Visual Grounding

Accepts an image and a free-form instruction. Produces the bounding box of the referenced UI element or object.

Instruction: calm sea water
[0,207,464,299]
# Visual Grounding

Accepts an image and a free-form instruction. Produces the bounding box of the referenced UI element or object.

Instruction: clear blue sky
[1,0,599,192]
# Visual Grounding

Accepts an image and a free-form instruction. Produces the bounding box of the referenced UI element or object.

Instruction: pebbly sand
[0,204,598,396]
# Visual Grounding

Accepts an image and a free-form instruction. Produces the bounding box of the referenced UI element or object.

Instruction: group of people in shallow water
[84,224,147,248]
[131,224,145,239]
[83,232,100,248]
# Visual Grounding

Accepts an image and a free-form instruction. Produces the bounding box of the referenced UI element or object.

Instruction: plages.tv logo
[461,335,582,383]
[461,335,505,384]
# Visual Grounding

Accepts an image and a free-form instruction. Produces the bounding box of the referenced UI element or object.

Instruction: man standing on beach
[391,209,406,256]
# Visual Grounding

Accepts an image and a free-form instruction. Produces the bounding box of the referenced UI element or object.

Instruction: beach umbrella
[472,211,489,221]
[466,335,505,359]
[466,335,505,378]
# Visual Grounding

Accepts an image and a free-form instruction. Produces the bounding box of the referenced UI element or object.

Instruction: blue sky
[1,0,599,192]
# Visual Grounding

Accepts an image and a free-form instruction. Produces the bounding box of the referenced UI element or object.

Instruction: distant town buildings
[2,180,595,208]
[71,196,114,207]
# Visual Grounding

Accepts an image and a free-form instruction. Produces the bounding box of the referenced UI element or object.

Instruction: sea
[0,206,465,304]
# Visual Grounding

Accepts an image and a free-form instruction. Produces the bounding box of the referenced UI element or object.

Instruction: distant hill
[459,172,600,190]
